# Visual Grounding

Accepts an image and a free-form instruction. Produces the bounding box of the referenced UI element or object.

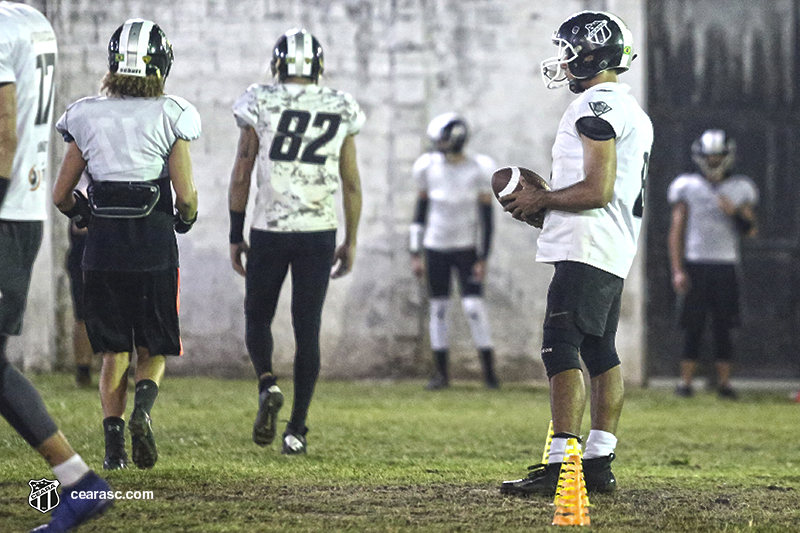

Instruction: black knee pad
[580,330,621,378]
[541,327,583,378]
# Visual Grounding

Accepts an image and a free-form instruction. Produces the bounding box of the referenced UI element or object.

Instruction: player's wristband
[229,210,246,244]
[0,176,9,208]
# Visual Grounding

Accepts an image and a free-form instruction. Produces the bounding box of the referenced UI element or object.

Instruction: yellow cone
[552,438,590,526]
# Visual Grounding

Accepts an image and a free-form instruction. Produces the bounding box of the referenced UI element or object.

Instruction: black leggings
[245,229,335,429]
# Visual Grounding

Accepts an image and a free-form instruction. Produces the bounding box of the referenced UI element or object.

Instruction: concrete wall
[9,0,646,385]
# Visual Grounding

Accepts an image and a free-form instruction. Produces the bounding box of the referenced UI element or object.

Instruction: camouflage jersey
[232,82,366,233]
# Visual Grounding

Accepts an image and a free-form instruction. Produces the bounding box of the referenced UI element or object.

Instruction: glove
[175,211,197,234]
[63,190,91,229]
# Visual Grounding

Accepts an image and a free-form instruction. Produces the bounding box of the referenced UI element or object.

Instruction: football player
[53,19,201,471]
[228,29,364,455]
[0,2,112,531]
[668,130,757,399]
[409,113,499,390]
[499,11,653,496]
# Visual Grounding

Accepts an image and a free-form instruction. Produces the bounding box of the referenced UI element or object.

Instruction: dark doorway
[646,0,800,381]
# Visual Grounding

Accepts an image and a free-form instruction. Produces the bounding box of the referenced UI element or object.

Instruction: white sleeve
[412,154,431,190]
[667,177,687,205]
[344,93,366,136]
[165,96,201,141]
[0,40,16,84]
[574,90,625,140]
[473,154,497,194]
[232,85,259,129]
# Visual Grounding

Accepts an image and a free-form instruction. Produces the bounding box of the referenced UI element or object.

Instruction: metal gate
[646,0,800,380]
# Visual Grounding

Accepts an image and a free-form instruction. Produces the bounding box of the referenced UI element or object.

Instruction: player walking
[53,19,200,470]
[409,113,499,389]
[1,2,112,530]
[228,29,364,455]
[499,11,653,496]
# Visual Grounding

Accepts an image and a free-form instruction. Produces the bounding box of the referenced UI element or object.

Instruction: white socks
[52,454,90,487]
[548,430,617,463]
[583,429,617,459]
[547,437,581,464]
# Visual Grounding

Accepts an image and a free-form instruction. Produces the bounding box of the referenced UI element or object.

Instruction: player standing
[499,11,653,496]
[0,2,112,530]
[228,29,364,455]
[668,130,757,399]
[409,113,499,390]
[53,19,200,470]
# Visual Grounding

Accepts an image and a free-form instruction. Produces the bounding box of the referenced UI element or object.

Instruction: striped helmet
[108,19,173,79]
[271,29,324,82]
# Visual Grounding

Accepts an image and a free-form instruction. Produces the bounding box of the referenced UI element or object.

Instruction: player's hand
[331,242,356,279]
[230,241,249,277]
[503,185,548,223]
[717,195,737,216]
[174,211,197,234]
[410,254,425,279]
[672,269,690,295]
[472,259,486,283]
[64,190,92,229]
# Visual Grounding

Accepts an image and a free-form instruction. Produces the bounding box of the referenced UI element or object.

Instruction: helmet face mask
[541,11,634,92]
[271,29,324,82]
[427,113,469,154]
[108,19,173,80]
[692,129,736,179]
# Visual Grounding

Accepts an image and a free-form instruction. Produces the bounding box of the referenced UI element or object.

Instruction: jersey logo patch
[589,101,612,117]
[585,20,611,45]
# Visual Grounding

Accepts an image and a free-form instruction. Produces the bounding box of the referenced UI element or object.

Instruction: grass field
[1,374,799,532]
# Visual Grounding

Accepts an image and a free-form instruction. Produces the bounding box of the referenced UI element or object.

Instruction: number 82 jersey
[232,83,366,233]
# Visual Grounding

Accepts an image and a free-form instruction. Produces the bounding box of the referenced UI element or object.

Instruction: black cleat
[281,425,308,455]
[717,385,738,400]
[103,449,128,471]
[583,453,617,493]
[129,407,157,469]
[675,384,694,397]
[253,385,284,447]
[425,374,449,390]
[500,462,561,497]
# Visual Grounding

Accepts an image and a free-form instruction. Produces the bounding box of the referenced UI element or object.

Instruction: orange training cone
[552,438,590,526]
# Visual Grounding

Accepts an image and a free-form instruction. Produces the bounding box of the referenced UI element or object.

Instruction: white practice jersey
[536,82,653,279]
[56,95,201,183]
[232,82,366,232]
[0,2,57,220]
[413,151,496,251]
[668,173,758,264]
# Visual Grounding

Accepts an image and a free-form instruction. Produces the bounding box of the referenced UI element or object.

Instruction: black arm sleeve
[413,196,429,225]
[575,116,616,141]
[0,177,8,209]
[229,210,246,244]
[479,202,493,259]
[734,213,753,234]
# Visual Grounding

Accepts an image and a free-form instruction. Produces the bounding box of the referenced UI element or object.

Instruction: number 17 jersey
[232,83,366,233]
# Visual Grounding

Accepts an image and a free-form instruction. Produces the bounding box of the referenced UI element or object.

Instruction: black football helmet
[108,19,173,79]
[692,129,736,177]
[541,11,634,93]
[271,29,324,82]
[427,113,469,154]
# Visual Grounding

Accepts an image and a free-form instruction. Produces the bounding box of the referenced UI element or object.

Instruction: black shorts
[67,227,87,320]
[680,262,740,328]
[425,248,482,298]
[544,261,623,337]
[83,269,182,356]
[0,221,43,336]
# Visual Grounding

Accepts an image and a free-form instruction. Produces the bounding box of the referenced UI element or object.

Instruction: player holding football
[228,29,364,455]
[53,19,200,471]
[499,11,653,496]
[409,113,499,390]
[669,130,757,400]
[1,2,112,530]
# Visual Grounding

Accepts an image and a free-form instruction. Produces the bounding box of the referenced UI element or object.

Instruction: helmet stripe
[118,19,154,77]
[302,33,313,77]
[286,31,297,76]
